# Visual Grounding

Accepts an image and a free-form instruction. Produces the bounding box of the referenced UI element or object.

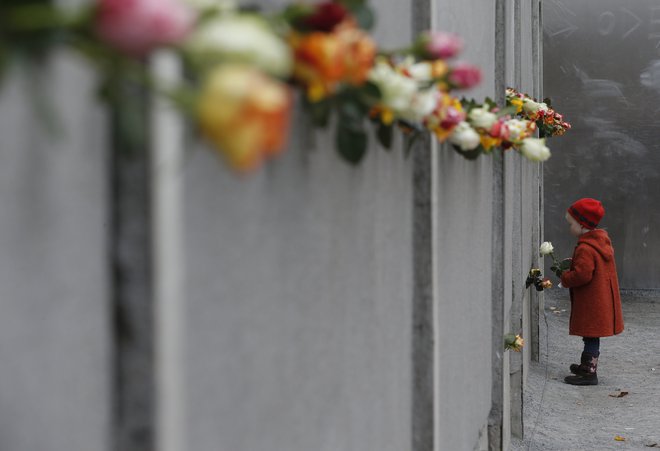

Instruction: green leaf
[487,98,499,109]
[337,0,367,7]
[281,3,315,29]
[376,122,393,150]
[336,122,368,164]
[496,105,518,117]
[452,144,483,160]
[460,98,477,111]
[337,86,370,112]
[338,98,364,122]
[305,98,332,128]
[335,0,374,30]
[352,4,375,30]
[359,81,381,104]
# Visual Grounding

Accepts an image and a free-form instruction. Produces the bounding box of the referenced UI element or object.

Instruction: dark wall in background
[543,0,660,288]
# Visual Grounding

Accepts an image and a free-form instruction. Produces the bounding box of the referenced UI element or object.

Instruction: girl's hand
[552,258,572,277]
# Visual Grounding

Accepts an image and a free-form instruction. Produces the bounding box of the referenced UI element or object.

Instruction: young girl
[559,198,624,385]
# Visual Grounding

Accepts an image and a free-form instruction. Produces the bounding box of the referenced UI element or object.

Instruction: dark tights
[582,337,600,356]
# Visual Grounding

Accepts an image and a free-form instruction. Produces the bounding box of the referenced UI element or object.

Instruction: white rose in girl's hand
[539,241,554,255]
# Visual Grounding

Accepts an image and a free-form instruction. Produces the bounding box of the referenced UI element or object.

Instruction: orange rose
[337,22,376,85]
[290,20,376,101]
[290,31,345,101]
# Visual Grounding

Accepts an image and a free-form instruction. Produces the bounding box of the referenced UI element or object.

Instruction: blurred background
[543,0,660,289]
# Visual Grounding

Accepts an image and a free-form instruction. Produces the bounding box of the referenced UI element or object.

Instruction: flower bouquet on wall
[449,98,551,161]
[0,0,570,173]
[506,87,571,138]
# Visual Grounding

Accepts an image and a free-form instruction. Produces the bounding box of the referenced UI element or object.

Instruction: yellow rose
[197,65,292,171]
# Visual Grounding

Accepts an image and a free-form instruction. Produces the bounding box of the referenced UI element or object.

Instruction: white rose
[369,63,417,111]
[522,98,540,113]
[406,61,433,82]
[539,241,554,255]
[368,60,438,122]
[505,118,531,141]
[400,88,438,122]
[186,14,292,78]
[520,138,551,162]
[449,121,481,151]
[468,107,497,130]
[396,57,434,82]
[522,98,549,114]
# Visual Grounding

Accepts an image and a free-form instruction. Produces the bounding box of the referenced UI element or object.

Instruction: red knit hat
[568,198,604,230]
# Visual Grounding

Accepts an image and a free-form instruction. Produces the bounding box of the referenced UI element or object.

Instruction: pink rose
[425,31,463,59]
[95,0,194,56]
[439,106,465,129]
[489,118,510,140]
[449,62,482,90]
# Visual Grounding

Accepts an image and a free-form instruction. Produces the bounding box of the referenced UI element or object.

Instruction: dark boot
[569,351,597,376]
[565,352,598,385]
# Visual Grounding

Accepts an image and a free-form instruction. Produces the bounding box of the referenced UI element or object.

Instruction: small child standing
[559,198,624,386]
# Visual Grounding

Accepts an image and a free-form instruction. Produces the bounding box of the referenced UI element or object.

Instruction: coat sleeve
[560,246,595,288]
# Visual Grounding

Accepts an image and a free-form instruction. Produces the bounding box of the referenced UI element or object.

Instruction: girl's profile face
[565,213,584,237]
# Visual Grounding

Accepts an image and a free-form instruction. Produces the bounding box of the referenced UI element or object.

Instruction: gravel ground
[510,290,660,451]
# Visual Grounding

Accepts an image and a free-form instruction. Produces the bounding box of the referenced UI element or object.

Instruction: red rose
[439,106,464,129]
[301,2,348,32]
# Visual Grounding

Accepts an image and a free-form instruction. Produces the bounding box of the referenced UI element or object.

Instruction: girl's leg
[582,337,600,356]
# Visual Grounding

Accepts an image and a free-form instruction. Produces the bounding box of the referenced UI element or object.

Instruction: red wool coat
[560,229,624,337]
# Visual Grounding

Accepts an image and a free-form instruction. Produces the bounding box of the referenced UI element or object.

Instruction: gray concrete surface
[182,117,414,451]
[434,3,498,449]
[0,52,111,451]
[178,2,417,450]
[511,291,660,451]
